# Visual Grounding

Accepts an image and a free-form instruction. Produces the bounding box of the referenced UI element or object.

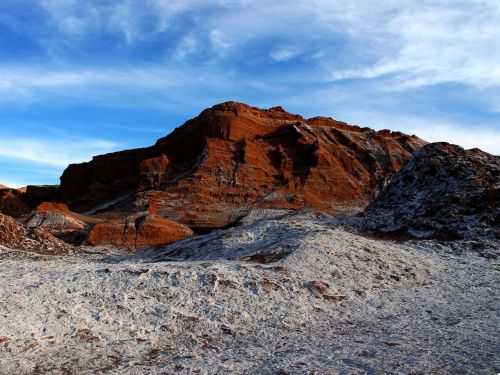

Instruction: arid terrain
[0,211,499,374]
[0,103,498,374]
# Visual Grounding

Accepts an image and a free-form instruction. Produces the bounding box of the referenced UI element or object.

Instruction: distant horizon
[1,1,500,186]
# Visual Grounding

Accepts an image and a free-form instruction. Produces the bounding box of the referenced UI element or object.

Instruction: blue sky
[1,0,500,187]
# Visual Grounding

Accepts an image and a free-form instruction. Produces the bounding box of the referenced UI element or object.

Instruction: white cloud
[0,66,205,99]
[270,47,302,62]
[324,1,500,89]
[174,35,198,60]
[0,137,120,167]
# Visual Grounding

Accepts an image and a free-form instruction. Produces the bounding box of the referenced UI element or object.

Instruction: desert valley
[0,102,498,374]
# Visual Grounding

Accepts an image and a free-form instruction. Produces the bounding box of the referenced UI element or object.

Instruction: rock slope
[60,102,425,231]
[363,142,500,239]
[0,211,498,374]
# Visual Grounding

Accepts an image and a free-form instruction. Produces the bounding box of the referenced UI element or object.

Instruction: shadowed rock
[363,142,500,239]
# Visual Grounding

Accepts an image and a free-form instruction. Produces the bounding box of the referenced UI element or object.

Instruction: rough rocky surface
[0,211,498,374]
[87,213,194,250]
[363,142,500,240]
[60,102,425,230]
[0,213,73,255]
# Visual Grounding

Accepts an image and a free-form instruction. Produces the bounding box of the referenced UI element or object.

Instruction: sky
[1,0,500,187]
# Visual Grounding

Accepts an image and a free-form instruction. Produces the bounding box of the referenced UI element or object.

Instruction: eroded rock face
[87,214,194,250]
[363,142,500,239]
[60,102,426,230]
[0,213,73,254]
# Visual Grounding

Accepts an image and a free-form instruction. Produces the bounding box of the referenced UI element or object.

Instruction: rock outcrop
[0,213,73,255]
[60,102,426,231]
[87,213,194,250]
[23,202,96,244]
[363,142,500,239]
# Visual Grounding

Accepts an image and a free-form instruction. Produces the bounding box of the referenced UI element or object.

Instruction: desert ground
[0,211,498,374]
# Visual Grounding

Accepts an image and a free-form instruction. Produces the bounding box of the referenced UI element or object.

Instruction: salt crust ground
[0,211,498,374]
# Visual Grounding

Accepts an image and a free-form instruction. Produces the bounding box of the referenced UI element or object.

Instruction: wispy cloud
[32,1,500,90]
[0,137,120,167]
[270,46,303,62]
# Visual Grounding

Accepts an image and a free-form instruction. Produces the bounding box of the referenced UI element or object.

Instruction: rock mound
[363,142,500,239]
[60,102,425,231]
[0,213,73,255]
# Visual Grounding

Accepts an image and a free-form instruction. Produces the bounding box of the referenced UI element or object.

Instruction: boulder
[87,214,194,250]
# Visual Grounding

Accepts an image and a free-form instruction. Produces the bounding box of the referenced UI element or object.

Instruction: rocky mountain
[59,102,425,232]
[1,107,499,374]
[363,142,500,239]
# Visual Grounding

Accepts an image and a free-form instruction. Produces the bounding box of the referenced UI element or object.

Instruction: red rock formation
[87,214,193,250]
[60,102,426,231]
